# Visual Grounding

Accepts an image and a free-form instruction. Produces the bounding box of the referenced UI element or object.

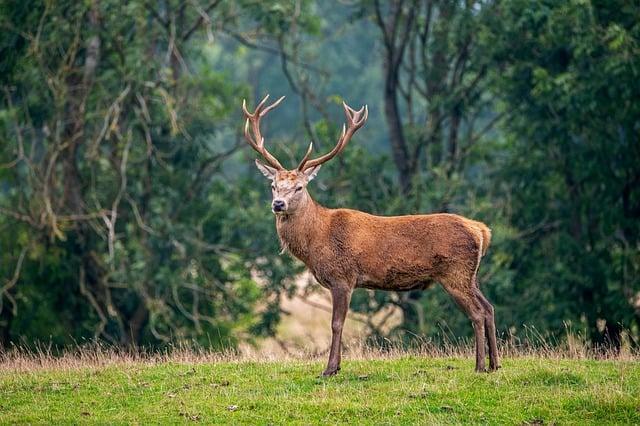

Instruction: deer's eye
[271,184,276,190]
[295,186,303,192]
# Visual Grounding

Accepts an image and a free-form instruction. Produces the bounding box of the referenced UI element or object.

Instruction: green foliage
[481,0,640,343]
[1,0,638,351]
[0,0,308,348]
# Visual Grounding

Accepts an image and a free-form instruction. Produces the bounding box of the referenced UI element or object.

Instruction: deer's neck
[275,194,327,264]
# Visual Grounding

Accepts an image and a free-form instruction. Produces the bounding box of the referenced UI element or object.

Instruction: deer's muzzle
[272,199,287,213]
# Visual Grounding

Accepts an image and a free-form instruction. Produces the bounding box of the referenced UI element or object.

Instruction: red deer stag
[242,95,499,376]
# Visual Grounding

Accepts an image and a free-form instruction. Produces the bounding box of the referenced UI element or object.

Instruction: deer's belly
[356,270,436,292]
[354,250,452,291]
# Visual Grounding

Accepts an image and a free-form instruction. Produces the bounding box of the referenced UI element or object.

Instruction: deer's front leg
[322,285,352,376]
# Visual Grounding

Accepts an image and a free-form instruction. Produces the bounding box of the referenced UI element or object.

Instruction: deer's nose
[272,199,286,212]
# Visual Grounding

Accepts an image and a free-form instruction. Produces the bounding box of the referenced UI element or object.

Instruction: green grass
[1,356,639,424]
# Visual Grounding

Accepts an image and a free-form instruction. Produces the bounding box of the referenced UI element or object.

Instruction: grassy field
[1,353,639,425]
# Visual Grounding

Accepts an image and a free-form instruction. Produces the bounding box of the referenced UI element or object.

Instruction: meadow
[1,347,638,425]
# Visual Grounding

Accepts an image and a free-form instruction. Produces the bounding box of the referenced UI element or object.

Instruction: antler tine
[260,95,285,117]
[243,118,254,145]
[241,95,285,170]
[254,94,271,113]
[299,101,368,171]
[360,105,369,126]
[343,101,368,127]
[296,142,314,170]
[343,102,365,122]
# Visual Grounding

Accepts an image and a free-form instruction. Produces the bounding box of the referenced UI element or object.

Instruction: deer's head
[242,95,368,215]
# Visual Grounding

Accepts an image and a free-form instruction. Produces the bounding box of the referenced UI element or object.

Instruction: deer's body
[277,200,491,294]
[242,95,499,376]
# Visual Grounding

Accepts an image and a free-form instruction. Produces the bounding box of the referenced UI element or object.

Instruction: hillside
[1,355,638,424]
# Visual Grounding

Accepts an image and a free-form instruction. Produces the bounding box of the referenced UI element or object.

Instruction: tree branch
[181,0,222,41]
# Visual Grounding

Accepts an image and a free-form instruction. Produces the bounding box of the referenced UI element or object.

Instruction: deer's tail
[479,224,492,257]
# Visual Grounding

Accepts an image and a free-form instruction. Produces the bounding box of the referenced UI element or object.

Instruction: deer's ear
[255,159,278,180]
[303,165,321,182]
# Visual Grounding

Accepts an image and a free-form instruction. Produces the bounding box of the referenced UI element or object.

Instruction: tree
[0,0,313,348]
[484,0,640,346]
[356,0,505,338]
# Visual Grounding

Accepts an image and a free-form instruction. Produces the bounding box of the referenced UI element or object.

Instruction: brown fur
[277,202,491,292]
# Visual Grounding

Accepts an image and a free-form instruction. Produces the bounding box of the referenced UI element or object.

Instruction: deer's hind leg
[474,287,500,371]
[441,282,487,372]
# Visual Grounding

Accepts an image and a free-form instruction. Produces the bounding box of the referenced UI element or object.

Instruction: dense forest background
[1,0,638,351]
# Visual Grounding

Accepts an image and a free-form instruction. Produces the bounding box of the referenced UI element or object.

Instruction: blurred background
[0,0,638,353]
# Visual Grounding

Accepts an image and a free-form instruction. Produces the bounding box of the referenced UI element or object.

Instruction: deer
[242,94,499,376]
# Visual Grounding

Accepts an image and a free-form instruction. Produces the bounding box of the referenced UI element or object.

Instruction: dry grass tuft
[1,329,636,373]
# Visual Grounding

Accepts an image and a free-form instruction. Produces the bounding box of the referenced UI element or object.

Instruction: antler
[242,94,286,170]
[297,101,368,171]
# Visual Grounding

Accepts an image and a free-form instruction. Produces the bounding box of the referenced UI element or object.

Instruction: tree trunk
[383,72,412,194]
[0,302,12,349]
[399,291,425,339]
[603,321,622,352]
[123,300,149,347]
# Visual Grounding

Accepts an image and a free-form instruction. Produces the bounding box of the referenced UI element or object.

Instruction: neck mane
[275,193,327,263]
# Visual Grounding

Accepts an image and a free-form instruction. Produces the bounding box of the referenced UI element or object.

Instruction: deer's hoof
[488,365,502,372]
[320,366,340,377]
[475,367,487,373]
